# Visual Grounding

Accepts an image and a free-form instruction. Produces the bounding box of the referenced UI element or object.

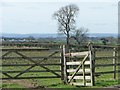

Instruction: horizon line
[1,32,118,34]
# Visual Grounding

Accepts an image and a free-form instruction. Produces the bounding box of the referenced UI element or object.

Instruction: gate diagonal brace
[14,65,35,78]
[2,51,13,58]
[3,72,13,79]
[14,51,59,78]
[39,51,59,63]
[68,53,89,83]
[14,51,61,77]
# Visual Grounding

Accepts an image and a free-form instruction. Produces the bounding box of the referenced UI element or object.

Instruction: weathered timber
[2,63,61,66]
[95,70,120,75]
[66,61,90,65]
[2,76,61,80]
[2,56,61,59]
[2,48,50,51]
[68,76,91,80]
[67,69,90,73]
[2,70,61,73]
[113,48,117,79]
[70,82,92,86]
[14,51,61,77]
[65,51,89,57]
[95,64,120,67]
[68,53,89,83]
[62,45,68,84]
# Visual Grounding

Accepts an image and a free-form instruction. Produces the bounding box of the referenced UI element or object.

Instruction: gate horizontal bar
[68,76,91,80]
[1,63,61,66]
[1,76,61,80]
[67,69,90,73]
[65,51,89,57]
[66,61,90,65]
[95,70,120,75]
[2,56,61,59]
[2,48,50,51]
[70,82,92,86]
[2,70,61,73]
[95,63,120,67]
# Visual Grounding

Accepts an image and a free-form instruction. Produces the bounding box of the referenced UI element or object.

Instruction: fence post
[61,45,67,84]
[60,45,63,80]
[113,48,117,79]
[82,62,86,86]
[88,42,95,86]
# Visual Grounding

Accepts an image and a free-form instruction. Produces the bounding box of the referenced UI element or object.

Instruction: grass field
[1,47,119,89]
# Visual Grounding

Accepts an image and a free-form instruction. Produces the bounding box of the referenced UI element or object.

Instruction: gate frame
[2,49,61,80]
[61,43,95,86]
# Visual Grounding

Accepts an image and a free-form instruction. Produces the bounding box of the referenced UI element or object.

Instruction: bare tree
[71,27,88,45]
[53,4,79,52]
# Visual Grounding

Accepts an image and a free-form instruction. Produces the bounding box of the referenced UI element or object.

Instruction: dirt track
[2,80,45,89]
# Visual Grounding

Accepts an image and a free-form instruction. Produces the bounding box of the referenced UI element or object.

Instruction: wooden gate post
[113,48,117,79]
[61,45,68,84]
[88,42,95,86]
[60,45,63,80]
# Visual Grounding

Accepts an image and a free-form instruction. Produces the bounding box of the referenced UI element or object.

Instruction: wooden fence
[1,48,62,80]
[94,47,120,80]
[61,44,119,86]
[61,45,94,86]
[1,43,120,86]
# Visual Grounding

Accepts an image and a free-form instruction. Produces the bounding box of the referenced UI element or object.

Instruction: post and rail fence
[1,43,120,86]
[61,44,119,86]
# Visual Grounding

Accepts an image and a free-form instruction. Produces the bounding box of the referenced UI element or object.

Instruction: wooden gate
[61,45,95,86]
[1,48,61,79]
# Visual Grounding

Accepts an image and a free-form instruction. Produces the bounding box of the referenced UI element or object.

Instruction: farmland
[1,1,119,89]
[1,44,119,89]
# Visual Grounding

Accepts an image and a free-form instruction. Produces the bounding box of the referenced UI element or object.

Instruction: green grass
[1,47,119,88]
[2,83,25,88]
[95,79,118,87]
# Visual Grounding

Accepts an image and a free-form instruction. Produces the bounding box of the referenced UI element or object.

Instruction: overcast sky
[1,0,118,34]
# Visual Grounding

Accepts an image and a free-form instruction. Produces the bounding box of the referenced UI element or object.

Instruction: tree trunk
[66,31,70,53]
